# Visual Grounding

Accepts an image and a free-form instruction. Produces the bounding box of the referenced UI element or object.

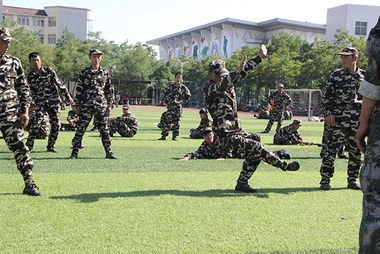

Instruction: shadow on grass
[49,187,346,203]
[246,247,357,254]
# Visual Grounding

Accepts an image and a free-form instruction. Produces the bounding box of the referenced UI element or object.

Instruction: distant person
[319,47,364,190]
[0,27,42,195]
[262,83,292,133]
[109,103,138,137]
[60,110,78,131]
[25,51,74,152]
[70,49,116,160]
[189,108,212,139]
[157,72,191,141]
[273,120,303,145]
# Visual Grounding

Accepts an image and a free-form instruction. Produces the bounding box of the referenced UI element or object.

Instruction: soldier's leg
[319,124,343,189]
[346,126,362,189]
[189,128,202,139]
[359,162,380,253]
[46,104,61,151]
[95,108,116,159]
[70,109,93,158]
[0,116,41,196]
[235,159,261,193]
[26,106,46,151]
[158,111,171,139]
[263,113,275,133]
[171,110,181,140]
[275,112,283,133]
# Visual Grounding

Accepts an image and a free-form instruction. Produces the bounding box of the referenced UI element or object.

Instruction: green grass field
[0,106,362,253]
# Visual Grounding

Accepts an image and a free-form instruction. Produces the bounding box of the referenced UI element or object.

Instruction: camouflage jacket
[268,91,292,111]
[116,112,138,133]
[273,124,302,144]
[162,83,191,111]
[322,67,365,117]
[74,66,114,108]
[204,56,262,134]
[0,54,30,114]
[28,66,71,107]
[184,136,229,159]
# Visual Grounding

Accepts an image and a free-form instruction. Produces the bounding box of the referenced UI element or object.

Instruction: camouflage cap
[199,108,208,114]
[0,27,12,41]
[122,103,130,109]
[292,119,302,125]
[338,47,358,56]
[89,48,104,56]
[201,127,213,135]
[208,60,229,77]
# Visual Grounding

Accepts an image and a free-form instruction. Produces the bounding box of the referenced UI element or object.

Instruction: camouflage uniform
[0,52,41,195]
[357,20,380,253]
[273,124,302,145]
[158,83,191,139]
[60,110,78,131]
[189,117,212,139]
[26,66,71,151]
[109,111,138,137]
[263,90,292,133]
[71,66,114,158]
[26,111,49,139]
[320,67,364,187]
[184,135,230,159]
[204,57,298,191]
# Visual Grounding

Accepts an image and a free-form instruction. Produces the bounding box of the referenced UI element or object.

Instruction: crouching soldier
[109,104,138,137]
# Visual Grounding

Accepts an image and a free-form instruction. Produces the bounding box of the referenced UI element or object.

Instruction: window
[48,17,56,27]
[17,16,29,26]
[38,33,44,44]
[33,18,45,27]
[48,34,56,44]
[355,21,367,36]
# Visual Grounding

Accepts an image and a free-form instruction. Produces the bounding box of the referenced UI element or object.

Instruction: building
[0,0,92,44]
[147,18,326,61]
[147,3,380,61]
[326,4,380,41]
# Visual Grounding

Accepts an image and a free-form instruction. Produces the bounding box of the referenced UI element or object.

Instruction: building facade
[147,18,326,61]
[326,4,380,41]
[0,1,92,44]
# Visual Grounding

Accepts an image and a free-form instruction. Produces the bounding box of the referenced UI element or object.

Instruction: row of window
[38,34,57,44]
[15,15,56,27]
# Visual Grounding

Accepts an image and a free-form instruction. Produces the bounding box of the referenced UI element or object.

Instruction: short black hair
[175,72,182,77]
[28,52,40,61]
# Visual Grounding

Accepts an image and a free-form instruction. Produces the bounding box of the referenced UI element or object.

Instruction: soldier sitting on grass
[189,108,212,139]
[273,120,303,145]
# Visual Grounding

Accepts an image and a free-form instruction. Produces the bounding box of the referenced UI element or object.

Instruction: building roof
[147,17,326,45]
[3,5,47,16]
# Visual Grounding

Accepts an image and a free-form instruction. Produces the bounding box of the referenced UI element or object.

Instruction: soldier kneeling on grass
[273,120,303,145]
[189,108,212,139]
[109,103,138,137]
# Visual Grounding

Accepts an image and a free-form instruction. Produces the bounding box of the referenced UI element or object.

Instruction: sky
[4,0,380,44]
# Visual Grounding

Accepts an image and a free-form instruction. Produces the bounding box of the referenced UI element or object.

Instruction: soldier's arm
[14,59,30,115]
[51,68,73,104]
[321,73,336,117]
[27,74,37,108]
[104,71,114,107]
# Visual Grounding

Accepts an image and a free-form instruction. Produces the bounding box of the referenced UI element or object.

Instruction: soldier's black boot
[23,181,42,196]
[235,182,257,193]
[281,161,300,171]
[70,149,78,159]
[319,178,331,190]
[158,135,167,140]
[105,151,117,160]
[46,146,58,153]
[172,135,178,141]
[347,181,361,190]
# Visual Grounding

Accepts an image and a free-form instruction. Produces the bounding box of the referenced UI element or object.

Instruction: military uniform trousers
[26,103,61,150]
[220,132,288,184]
[71,105,111,153]
[110,118,136,137]
[264,109,283,133]
[0,102,34,185]
[320,113,362,185]
[158,108,181,137]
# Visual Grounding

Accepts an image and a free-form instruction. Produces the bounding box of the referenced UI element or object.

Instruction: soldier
[25,52,74,152]
[356,17,380,253]
[157,72,191,141]
[0,27,41,196]
[189,108,212,139]
[181,127,230,160]
[204,45,300,193]
[70,48,116,160]
[319,47,364,190]
[109,103,138,137]
[60,109,78,131]
[273,119,303,145]
[262,83,292,133]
